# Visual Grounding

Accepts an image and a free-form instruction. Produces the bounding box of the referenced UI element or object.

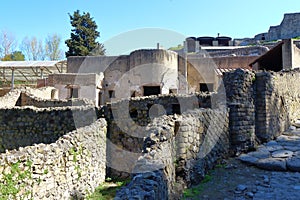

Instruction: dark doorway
[143,86,160,96]
[98,91,103,106]
[172,104,181,114]
[108,90,115,98]
[70,88,79,98]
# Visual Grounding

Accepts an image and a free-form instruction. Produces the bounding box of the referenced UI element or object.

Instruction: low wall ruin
[115,108,229,199]
[0,106,98,153]
[255,70,300,141]
[18,91,94,107]
[0,118,106,199]
[105,93,218,178]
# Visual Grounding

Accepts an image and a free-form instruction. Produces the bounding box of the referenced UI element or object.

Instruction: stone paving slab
[192,157,300,200]
[239,128,300,172]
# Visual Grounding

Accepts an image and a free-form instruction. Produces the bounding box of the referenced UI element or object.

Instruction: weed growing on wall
[0,160,33,200]
[69,145,83,180]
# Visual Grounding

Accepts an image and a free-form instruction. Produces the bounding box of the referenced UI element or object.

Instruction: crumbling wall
[185,56,257,93]
[255,70,300,141]
[115,109,229,199]
[24,87,55,99]
[265,13,300,41]
[105,94,215,177]
[223,69,300,144]
[105,93,213,178]
[0,118,106,199]
[0,89,21,108]
[0,106,98,152]
[19,91,94,107]
[174,109,229,187]
[280,13,300,39]
[105,91,226,179]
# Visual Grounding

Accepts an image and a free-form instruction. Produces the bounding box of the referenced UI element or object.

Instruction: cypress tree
[65,10,105,57]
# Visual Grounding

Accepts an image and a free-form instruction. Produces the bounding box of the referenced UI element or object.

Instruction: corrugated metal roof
[0,61,66,68]
[215,68,250,76]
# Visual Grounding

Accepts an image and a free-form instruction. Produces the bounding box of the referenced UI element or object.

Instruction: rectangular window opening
[69,88,79,98]
[143,86,160,96]
[200,83,214,92]
[109,90,115,98]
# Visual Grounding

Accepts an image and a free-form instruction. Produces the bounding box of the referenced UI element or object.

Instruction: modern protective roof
[0,60,67,83]
[0,61,66,68]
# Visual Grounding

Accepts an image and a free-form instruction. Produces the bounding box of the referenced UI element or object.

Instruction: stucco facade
[48,73,102,106]
[49,49,256,105]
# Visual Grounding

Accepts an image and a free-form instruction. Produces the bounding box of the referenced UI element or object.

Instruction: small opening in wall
[69,88,79,98]
[98,91,103,106]
[108,90,115,98]
[143,86,160,96]
[200,83,214,92]
[172,104,181,114]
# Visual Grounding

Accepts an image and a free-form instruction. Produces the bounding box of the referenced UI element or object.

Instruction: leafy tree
[11,51,25,61]
[45,33,63,60]
[65,10,105,57]
[1,51,25,61]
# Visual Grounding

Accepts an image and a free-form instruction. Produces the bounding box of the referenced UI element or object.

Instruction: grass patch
[168,44,184,51]
[182,174,212,199]
[87,178,130,200]
[215,163,226,169]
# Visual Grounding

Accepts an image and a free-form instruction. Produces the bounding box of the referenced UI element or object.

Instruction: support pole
[40,68,44,79]
[11,68,15,90]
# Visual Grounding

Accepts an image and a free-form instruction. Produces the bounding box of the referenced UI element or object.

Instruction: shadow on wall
[0,106,98,153]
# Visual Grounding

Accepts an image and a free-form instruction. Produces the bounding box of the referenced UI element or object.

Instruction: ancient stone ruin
[1,67,300,199]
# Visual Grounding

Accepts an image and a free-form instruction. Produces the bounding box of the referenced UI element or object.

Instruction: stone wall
[0,118,106,199]
[0,89,21,108]
[115,108,229,199]
[48,73,102,106]
[67,56,118,74]
[255,70,300,141]
[258,12,300,41]
[223,69,256,153]
[103,49,179,101]
[105,94,210,178]
[280,13,300,39]
[174,109,229,187]
[18,91,94,107]
[105,93,214,176]
[223,69,300,144]
[185,56,257,93]
[204,47,267,57]
[24,87,55,99]
[0,106,98,152]
[114,69,300,199]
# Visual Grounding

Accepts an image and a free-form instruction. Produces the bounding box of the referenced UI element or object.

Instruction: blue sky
[1,0,300,56]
